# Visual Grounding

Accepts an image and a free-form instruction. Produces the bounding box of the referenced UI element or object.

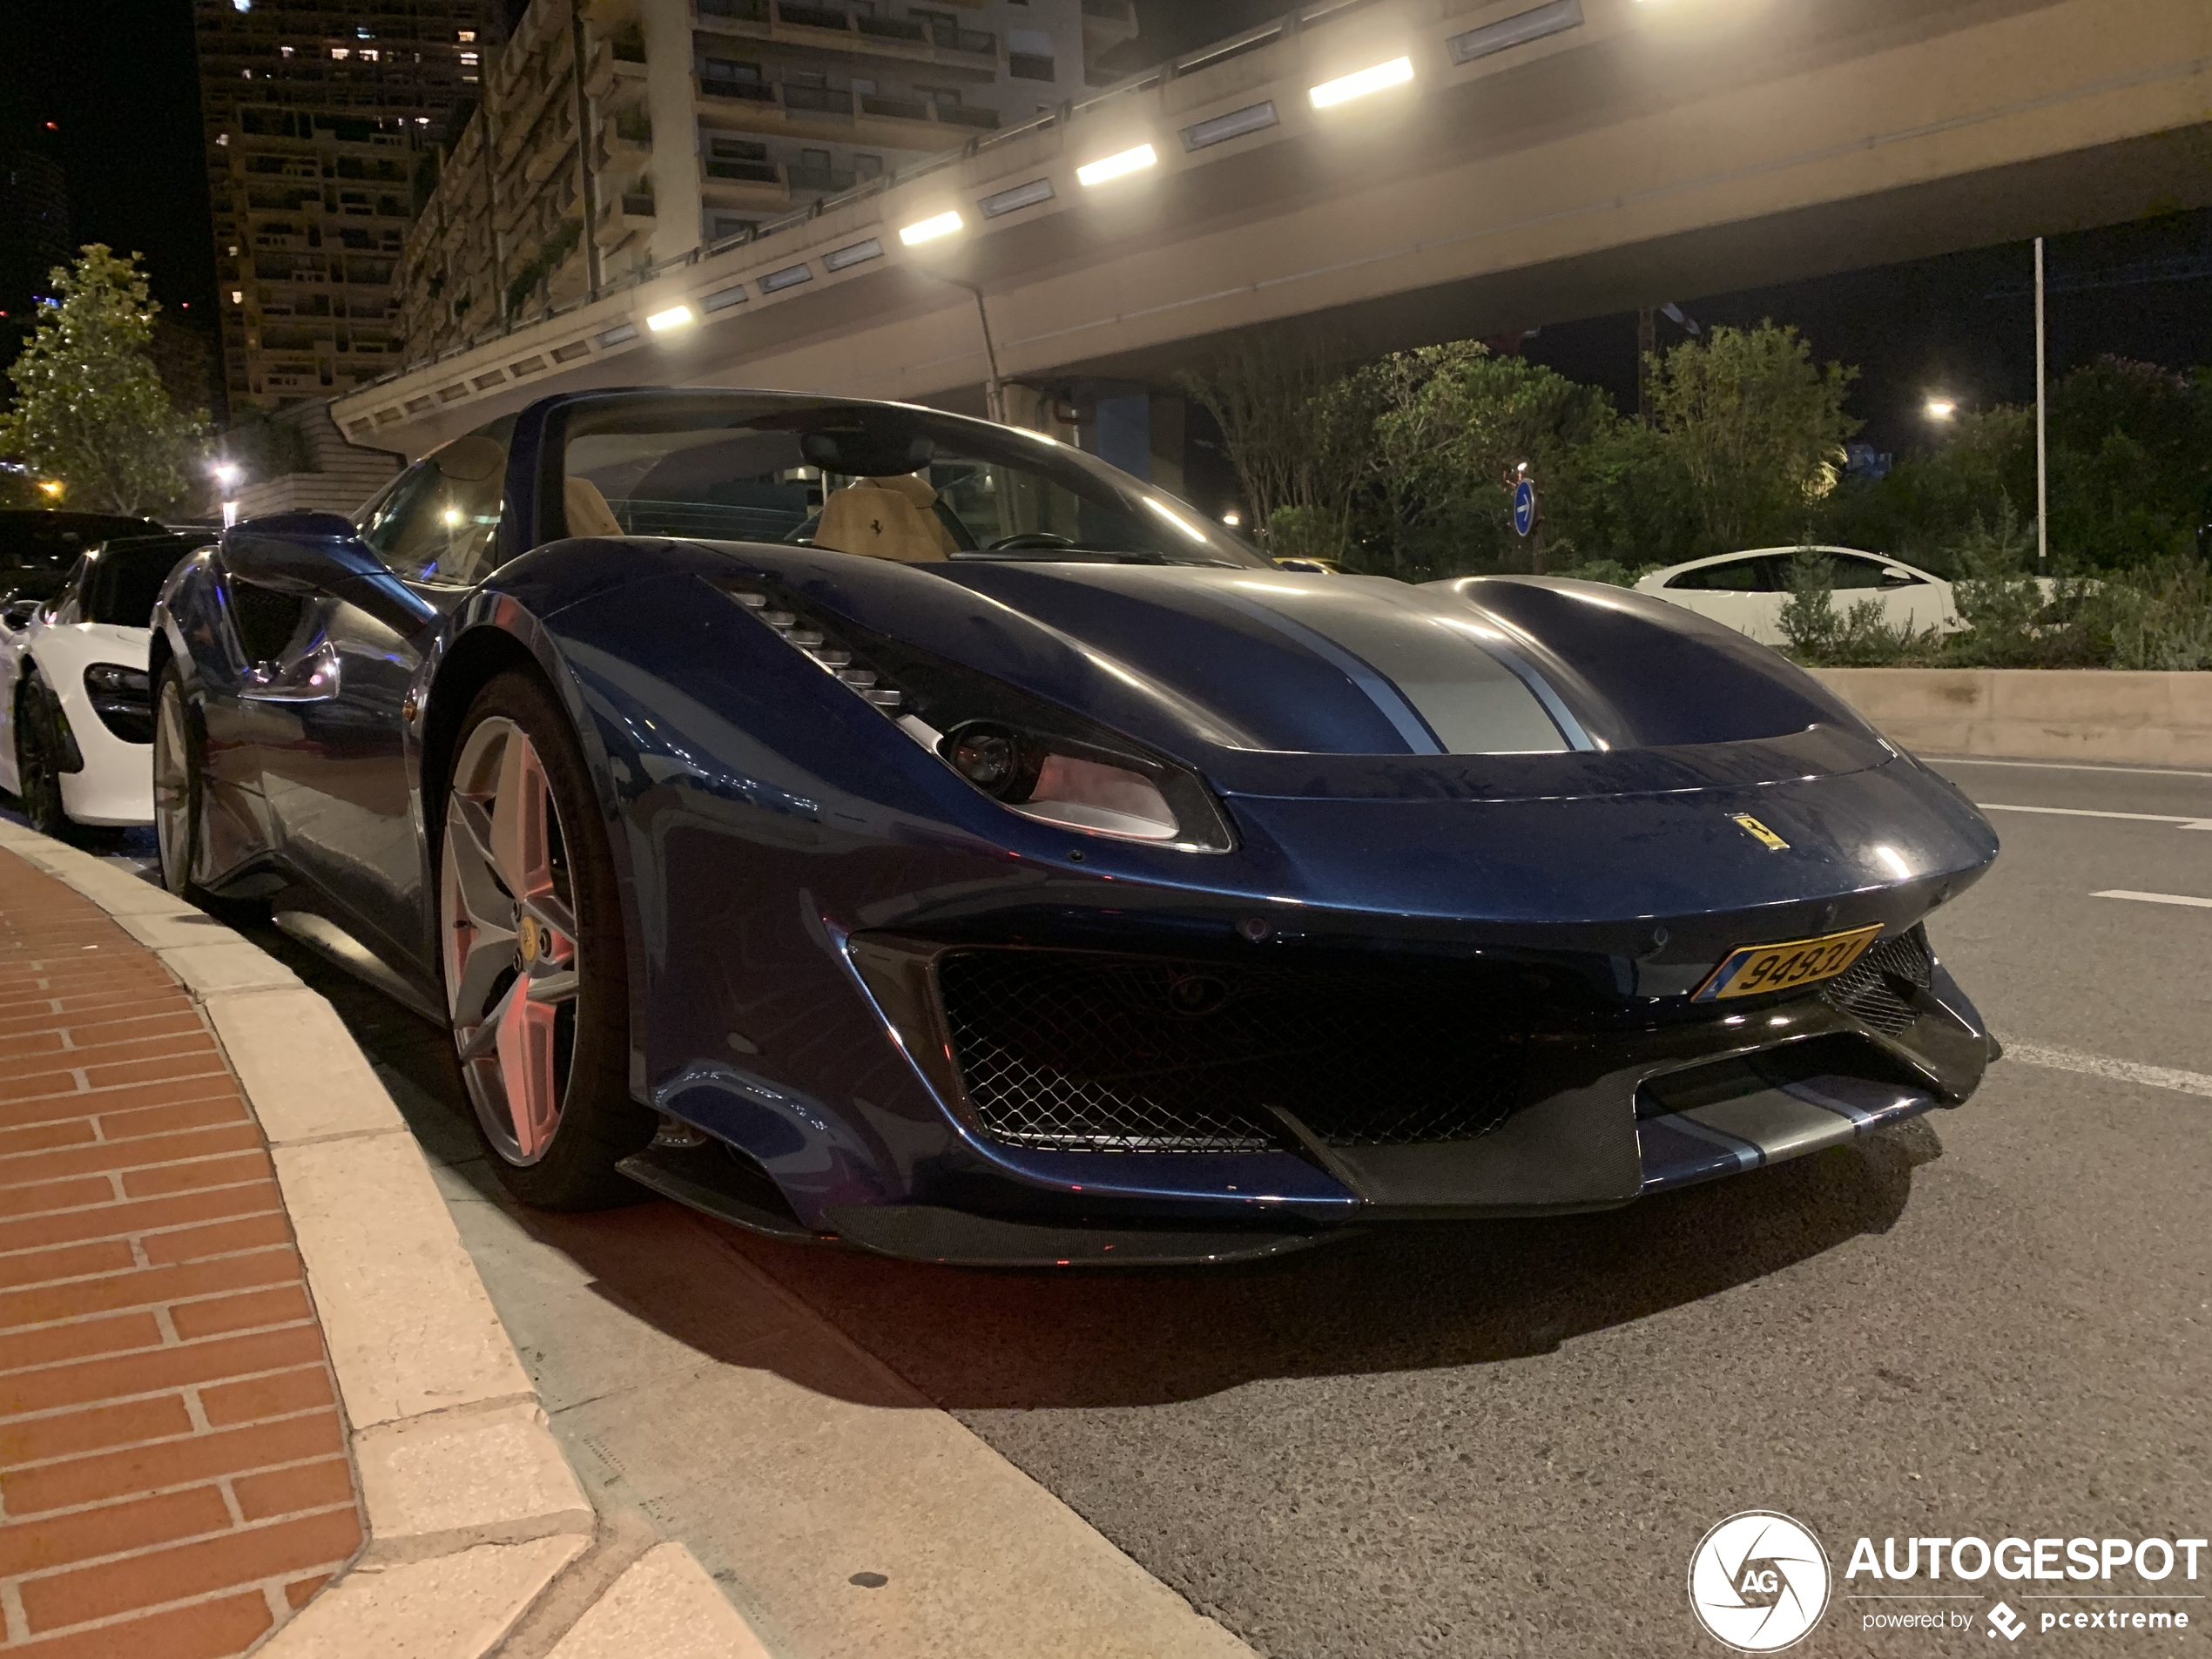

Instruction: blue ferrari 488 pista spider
[151,389,1999,1264]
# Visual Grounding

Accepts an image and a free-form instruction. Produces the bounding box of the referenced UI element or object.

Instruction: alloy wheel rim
[442,717,581,1166]
[152,682,191,892]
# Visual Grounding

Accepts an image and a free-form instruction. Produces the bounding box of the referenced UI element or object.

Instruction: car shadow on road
[691,1118,1944,1410]
[255,919,1946,1411]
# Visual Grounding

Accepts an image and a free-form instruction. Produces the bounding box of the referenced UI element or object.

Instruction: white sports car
[1634,545,1960,646]
[2,532,200,838]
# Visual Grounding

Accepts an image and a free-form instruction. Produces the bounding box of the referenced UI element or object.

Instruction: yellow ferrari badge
[1730,813,1790,851]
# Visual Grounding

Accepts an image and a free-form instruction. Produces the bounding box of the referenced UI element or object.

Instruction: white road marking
[1931,757,2212,779]
[1979,803,2212,829]
[2093,888,2212,910]
[1999,1039,2212,1100]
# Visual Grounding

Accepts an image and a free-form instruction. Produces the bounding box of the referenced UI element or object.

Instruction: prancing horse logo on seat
[1730,814,1791,851]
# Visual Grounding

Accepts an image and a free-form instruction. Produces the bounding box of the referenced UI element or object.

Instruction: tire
[152,660,203,898]
[437,670,649,1209]
[15,669,78,843]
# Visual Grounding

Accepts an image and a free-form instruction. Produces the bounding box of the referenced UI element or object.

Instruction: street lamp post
[2034,236,2049,570]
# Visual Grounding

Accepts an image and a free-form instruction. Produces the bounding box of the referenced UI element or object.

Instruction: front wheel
[439,671,649,1209]
[15,670,77,842]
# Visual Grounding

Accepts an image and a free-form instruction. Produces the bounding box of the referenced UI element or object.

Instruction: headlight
[82,663,154,745]
[719,579,1232,852]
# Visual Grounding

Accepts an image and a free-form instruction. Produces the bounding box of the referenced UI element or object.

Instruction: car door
[1657,556,1787,643]
[1870,557,1946,634]
[251,432,509,981]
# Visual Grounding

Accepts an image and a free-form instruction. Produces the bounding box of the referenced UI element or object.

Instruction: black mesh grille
[936,950,1528,1153]
[1817,927,1934,1036]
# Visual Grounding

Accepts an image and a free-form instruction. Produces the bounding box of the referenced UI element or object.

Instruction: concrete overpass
[333,0,2212,463]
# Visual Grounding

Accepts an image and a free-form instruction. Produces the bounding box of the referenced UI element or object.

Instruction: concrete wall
[1812,670,2212,768]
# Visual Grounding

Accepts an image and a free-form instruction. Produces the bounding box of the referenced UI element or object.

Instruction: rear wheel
[439,671,647,1208]
[14,670,77,842]
[152,662,202,897]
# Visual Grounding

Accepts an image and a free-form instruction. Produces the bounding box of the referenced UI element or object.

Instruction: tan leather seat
[813,474,955,563]
[563,475,625,538]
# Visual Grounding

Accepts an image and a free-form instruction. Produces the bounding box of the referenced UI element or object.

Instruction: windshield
[0,511,168,603]
[558,395,1262,569]
[82,536,200,627]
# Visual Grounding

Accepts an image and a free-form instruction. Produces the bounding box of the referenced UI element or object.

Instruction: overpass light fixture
[900,210,965,246]
[645,304,697,334]
[1076,144,1157,188]
[1308,56,1413,109]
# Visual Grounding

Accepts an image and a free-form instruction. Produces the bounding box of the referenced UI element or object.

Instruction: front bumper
[650,931,1989,1266]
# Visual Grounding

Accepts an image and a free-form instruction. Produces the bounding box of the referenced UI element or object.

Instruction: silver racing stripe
[1201,590,1446,753]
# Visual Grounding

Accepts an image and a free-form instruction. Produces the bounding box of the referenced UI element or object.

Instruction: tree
[1176,328,1367,536]
[0,246,208,516]
[1347,342,1613,579]
[1645,322,1858,550]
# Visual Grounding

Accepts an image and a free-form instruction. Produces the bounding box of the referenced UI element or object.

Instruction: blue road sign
[1513,478,1537,537]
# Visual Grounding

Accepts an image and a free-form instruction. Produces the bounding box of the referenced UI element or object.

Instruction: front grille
[1817,926,1934,1036]
[936,950,1528,1153]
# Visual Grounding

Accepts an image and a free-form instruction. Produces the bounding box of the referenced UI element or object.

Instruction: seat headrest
[563,475,624,538]
[865,473,937,508]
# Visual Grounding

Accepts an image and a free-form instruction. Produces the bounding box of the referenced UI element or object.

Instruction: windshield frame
[536,390,1265,571]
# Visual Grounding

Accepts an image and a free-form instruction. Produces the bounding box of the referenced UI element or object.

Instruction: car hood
[695,552,1897,802]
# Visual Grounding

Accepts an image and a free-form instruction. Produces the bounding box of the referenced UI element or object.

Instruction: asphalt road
[11,756,2210,1656]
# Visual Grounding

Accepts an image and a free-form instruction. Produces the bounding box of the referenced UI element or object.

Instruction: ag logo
[1688,1511,1831,1652]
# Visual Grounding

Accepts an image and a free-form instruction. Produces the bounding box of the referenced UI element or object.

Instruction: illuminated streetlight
[1924,398,1958,422]
[645,304,696,334]
[1076,144,1157,188]
[211,462,242,489]
[37,480,64,501]
[1221,511,1242,529]
[899,210,964,246]
[1309,56,1414,109]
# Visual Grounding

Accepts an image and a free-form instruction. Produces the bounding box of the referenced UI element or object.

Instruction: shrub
[1777,547,1942,666]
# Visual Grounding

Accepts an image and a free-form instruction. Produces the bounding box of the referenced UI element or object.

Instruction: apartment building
[194,0,486,408]
[397,0,1136,363]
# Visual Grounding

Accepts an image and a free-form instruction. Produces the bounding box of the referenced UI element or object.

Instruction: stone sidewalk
[0,850,360,1655]
[0,830,772,1659]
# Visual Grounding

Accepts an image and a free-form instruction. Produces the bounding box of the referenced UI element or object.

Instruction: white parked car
[1634,545,1960,646]
[1,532,200,838]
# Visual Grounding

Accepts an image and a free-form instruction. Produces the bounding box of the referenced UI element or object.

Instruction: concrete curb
[1811,666,2212,767]
[0,823,768,1659]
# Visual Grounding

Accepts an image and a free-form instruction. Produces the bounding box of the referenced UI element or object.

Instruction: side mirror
[1,598,39,632]
[1879,567,1919,588]
[222,512,435,637]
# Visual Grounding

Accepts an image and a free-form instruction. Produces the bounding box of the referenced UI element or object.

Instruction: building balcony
[1082,0,1137,51]
[696,78,1001,142]
[604,112,652,158]
[692,0,999,68]
[787,162,855,192]
[583,42,648,101]
[522,136,577,185]
[593,192,656,248]
[700,157,791,210]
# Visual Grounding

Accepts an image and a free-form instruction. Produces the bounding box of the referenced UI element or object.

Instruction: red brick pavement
[0,851,361,1656]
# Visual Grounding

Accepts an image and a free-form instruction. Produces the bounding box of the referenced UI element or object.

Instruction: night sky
[3,0,2207,451]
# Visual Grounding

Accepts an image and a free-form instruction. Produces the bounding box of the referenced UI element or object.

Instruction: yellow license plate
[1693,924,1885,1003]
